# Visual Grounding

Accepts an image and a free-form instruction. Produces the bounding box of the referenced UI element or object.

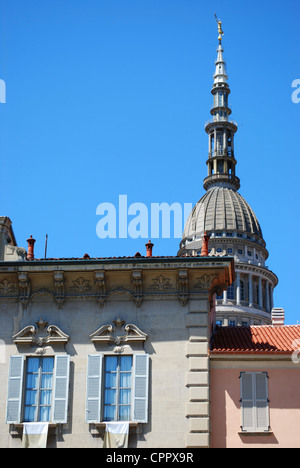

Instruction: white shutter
[255,372,269,431]
[240,372,255,432]
[6,355,24,424]
[240,372,269,432]
[52,355,70,424]
[86,354,103,423]
[132,354,149,423]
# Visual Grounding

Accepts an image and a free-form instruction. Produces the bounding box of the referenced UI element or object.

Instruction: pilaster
[185,297,210,448]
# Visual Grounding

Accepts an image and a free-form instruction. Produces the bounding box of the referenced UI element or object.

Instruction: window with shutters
[6,354,70,425]
[24,357,54,422]
[103,355,132,421]
[240,372,270,433]
[86,353,149,424]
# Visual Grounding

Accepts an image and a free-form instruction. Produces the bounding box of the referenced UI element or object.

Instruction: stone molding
[12,317,69,348]
[90,317,148,347]
[0,259,234,314]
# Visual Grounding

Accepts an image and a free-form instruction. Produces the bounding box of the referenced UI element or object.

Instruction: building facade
[210,324,300,448]
[0,229,234,448]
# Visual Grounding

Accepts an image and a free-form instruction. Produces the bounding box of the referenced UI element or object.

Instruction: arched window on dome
[240,280,245,301]
[254,283,259,305]
[227,282,235,300]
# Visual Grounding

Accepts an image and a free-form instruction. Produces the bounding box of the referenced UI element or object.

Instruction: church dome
[182,186,264,242]
[177,21,278,327]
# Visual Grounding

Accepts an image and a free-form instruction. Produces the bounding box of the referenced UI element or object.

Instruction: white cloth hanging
[103,421,129,448]
[22,422,49,448]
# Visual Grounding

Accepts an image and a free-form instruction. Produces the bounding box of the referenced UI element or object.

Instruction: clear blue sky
[0,0,299,323]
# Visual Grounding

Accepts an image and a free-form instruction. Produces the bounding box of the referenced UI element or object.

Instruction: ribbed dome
[183,186,263,240]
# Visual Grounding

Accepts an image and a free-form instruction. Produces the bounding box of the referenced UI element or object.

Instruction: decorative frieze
[194,273,218,290]
[0,279,17,295]
[150,275,174,291]
[70,277,93,293]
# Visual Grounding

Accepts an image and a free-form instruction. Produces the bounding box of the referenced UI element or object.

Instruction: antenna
[44,234,48,258]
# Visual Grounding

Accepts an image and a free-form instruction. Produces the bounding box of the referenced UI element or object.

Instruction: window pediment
[12,317,69,347]
[90,317,147,345]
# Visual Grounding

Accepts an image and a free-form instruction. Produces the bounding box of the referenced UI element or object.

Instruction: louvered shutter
[240,372,255,432]
[52,355,70,424]
[86,354,103,423]
[240,372,269,432]
[255,372,269,431]
[132,354,149,423]
[6,355,24,424]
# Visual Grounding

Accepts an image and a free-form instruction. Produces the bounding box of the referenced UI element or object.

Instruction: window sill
[9,423,61,437]
[90,422,141,435]
[238,430,273,436]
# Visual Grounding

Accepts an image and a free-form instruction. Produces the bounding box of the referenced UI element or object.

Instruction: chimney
[145,240,154,257]
[200,231,210,256]
[271,308,285,326]
[27,235,36,260]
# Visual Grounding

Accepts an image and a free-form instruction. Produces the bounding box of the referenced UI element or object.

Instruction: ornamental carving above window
[90,317,147,346]
[12,317,69,348]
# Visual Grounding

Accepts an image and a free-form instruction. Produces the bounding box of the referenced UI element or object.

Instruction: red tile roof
[211,325,300,354]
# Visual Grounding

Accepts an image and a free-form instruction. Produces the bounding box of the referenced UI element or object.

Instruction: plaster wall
[210,365,300,448]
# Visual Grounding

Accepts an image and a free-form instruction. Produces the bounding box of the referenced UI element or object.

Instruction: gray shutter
[86,354,103,423]
[6,355,24,424]
[240,372,269,432]
[52,355,70,424]
[255,372,269,431]
[132,354,149,423]
[240,372,255,432]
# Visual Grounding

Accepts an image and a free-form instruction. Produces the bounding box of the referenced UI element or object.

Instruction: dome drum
[214,264,278,326]
[178,235,269,265]
[203,174,240,191]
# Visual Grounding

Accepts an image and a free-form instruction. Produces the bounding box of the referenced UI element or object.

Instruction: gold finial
[214,14,224,42]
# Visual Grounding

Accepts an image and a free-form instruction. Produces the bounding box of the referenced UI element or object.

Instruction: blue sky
[0,0,299,323]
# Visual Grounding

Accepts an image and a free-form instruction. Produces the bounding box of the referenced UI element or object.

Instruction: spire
[213,16,228,86]
[203,18,240,192]
[213,43,228,87]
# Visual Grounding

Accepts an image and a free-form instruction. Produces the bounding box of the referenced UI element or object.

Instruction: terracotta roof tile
[211,325,300,354]
[22,254,233,263]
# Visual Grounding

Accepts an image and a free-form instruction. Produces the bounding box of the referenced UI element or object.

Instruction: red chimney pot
[200,231,210,257]
[145,240,154,257]
[27,235,36,260]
